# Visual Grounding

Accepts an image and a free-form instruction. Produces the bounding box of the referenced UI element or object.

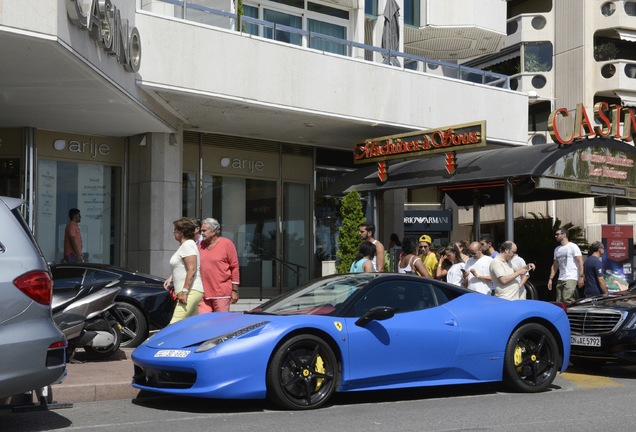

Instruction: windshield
[250,274,376,315]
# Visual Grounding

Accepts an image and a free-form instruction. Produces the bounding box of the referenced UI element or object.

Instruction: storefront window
[0,158,20,198]
[0,129,23,198]
[36,160,121,264]
[283,182,310,290]
[182,172,197,217]
[202,174,279,298]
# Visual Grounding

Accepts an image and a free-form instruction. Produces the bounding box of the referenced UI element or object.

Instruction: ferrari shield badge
[334,321,343,331]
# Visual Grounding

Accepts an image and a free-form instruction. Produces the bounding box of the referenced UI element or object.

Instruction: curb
[52,382,139,404]
[51,348,137,404]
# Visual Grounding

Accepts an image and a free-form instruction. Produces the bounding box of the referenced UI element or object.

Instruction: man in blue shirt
[583,241,608,297]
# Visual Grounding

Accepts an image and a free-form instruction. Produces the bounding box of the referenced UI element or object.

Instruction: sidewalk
[51,348,138,404]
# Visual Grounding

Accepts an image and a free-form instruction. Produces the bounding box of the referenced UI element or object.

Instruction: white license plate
[571,336,601,347]
[154,349,191,358]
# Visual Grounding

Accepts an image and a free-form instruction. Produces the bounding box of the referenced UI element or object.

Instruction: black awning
[326,138,636,207]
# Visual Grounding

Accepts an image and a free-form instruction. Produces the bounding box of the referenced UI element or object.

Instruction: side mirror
[355,306,395,327]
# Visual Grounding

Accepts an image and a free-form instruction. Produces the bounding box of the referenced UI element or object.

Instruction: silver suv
[0,196,66,403]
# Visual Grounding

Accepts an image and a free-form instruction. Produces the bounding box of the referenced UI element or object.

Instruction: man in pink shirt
[198,218,240,313]
[64,208,83,263]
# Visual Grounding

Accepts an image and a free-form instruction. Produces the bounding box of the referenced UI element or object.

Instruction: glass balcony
[139,0,511,89]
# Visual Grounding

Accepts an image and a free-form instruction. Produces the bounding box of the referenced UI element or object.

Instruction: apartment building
[459,0,636,243]
[1,0,532,298]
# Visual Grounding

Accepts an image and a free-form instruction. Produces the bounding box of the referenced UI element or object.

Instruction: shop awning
[326,138,636,207]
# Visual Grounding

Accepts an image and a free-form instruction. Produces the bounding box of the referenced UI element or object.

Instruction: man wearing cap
[418,234,438,279]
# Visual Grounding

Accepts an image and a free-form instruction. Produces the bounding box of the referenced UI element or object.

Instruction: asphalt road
[4,365,636,432]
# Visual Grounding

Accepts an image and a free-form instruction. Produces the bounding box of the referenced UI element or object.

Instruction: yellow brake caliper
[514,345,524,371]
[314,355,325,391]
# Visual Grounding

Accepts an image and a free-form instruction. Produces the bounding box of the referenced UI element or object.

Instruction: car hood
[569,291,636,311]
[142,312,292,349]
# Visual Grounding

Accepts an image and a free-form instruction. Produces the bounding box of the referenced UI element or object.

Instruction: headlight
[195,321,269,353]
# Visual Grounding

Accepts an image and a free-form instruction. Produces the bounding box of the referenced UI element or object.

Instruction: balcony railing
[140,0,511,89]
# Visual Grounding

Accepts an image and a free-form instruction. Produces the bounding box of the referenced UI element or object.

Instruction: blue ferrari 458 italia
[131,273,571,409]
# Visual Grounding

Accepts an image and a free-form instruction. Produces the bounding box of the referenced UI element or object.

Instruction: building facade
[1,0,532,298]
[458,0,636,243]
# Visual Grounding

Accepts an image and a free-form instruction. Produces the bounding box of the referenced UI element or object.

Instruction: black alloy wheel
[503,323,559,392]
[116,302,148,348]
[266,334,339,410]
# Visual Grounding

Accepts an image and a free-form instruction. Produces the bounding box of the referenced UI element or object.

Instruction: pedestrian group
[166,217,240,324]
[351,223,606,304]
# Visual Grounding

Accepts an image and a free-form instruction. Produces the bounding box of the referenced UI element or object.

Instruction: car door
[342,280,461,389]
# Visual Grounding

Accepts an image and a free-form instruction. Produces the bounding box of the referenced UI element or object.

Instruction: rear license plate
[571,336,601,347]
[154,349,191,358]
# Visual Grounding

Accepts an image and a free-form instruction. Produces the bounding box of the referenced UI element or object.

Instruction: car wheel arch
[266,328,344,380]
[115,296,149,320]
[508,317,565,370]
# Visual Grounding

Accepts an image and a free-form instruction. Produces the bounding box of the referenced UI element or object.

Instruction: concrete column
[127,131,182,278]
[382,188,406,244]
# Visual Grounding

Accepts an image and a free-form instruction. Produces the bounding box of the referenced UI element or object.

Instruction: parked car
[567,283,636,367]
[50,263,175,348]
[132,273,570,410]
[0,196,66,403]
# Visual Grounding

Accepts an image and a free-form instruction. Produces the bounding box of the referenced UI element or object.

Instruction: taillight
[13,270,53,305]
[48,340,67,349]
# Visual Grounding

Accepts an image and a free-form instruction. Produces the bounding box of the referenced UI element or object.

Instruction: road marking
[561,371,623,389]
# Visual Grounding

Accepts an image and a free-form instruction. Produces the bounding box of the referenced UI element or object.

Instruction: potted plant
[594,41,619,61]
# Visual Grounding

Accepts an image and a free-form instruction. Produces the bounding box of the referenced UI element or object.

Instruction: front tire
[116,302,148,348]
[503,323,559,392]
[266,335,338,410]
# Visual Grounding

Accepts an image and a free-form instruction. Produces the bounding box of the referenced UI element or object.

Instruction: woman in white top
[164,217,204,324]
[444,244,466,286]
[397,238,431,277]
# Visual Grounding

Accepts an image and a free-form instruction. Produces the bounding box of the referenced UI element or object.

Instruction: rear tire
[116,302,148,348]
[503,323,559,392]
[84,320,122,360]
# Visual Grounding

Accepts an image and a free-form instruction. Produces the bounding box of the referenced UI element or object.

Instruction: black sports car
[50,263,175,348]
[566,283,636,367]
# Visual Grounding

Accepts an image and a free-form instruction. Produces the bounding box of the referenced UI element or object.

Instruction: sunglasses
[468,251,477,256]
[419,245,429,249]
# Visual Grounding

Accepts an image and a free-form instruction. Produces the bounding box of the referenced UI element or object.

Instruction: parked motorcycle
[52,280,124,361]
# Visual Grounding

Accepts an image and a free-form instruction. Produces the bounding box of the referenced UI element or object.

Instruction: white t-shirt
[446,262,465,286]
[511,255,529,298]
[169,239,204,292]
[464,255,493,294]
[554,242,582,281]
